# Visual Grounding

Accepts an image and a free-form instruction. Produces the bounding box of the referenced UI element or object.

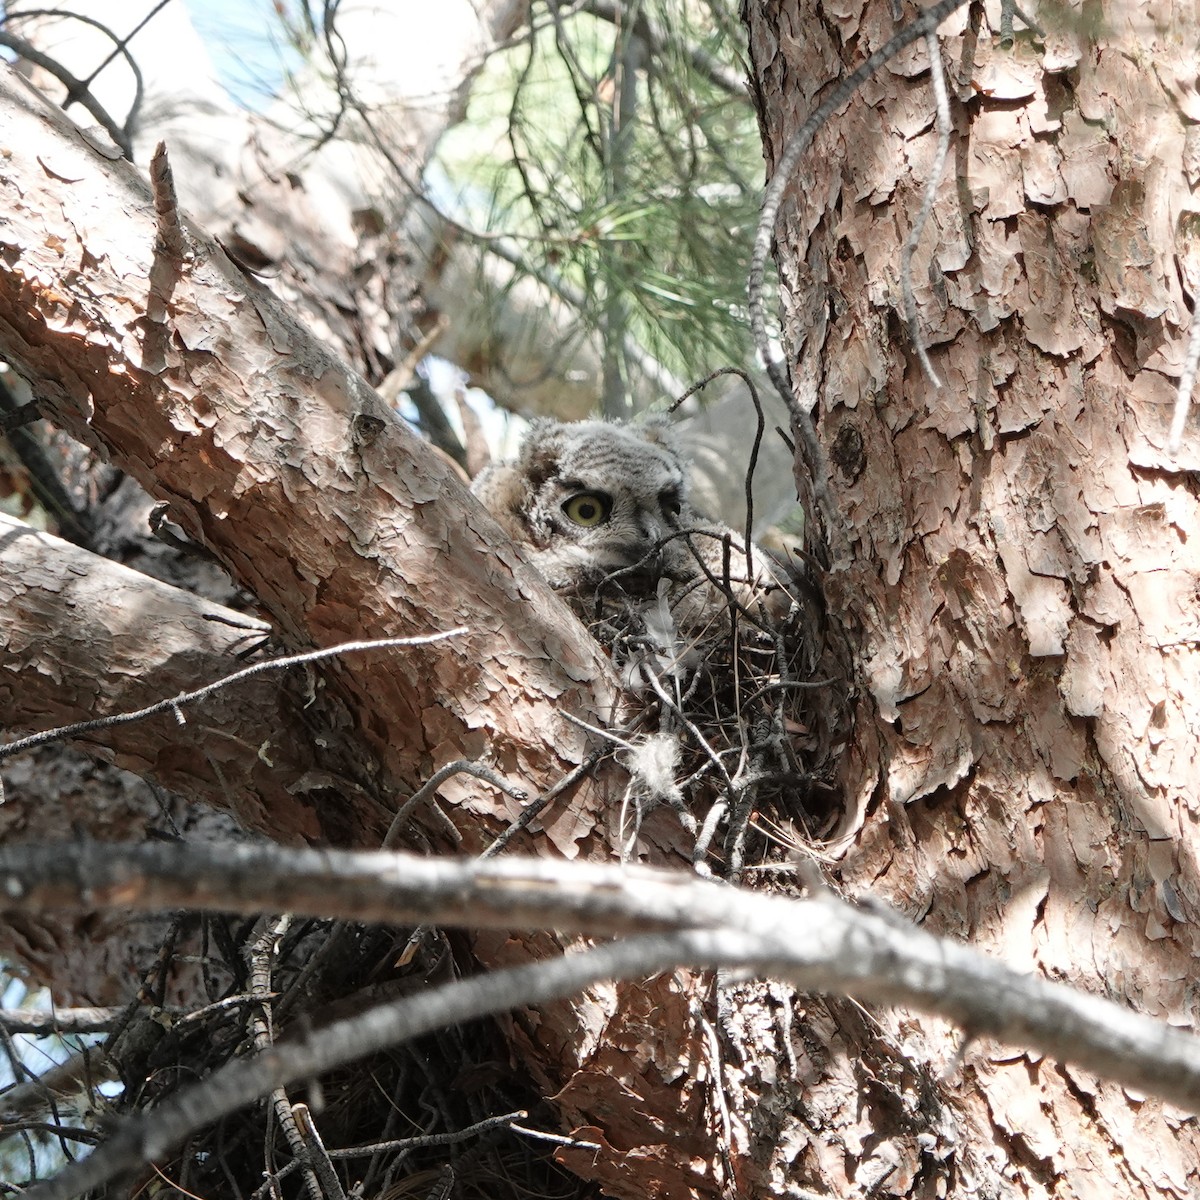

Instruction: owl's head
[474,417,693,592]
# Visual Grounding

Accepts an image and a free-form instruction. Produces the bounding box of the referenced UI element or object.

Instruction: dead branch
[0,1007,124,1036]
[0,512,379,843]
[0,25,131,156]
[5,840,1200,1129]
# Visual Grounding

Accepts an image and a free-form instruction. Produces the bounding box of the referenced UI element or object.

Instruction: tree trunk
[744,0,1200,1195]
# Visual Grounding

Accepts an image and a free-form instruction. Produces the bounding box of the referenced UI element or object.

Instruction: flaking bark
[0,63,728,1198]
[745,0,1200,1195]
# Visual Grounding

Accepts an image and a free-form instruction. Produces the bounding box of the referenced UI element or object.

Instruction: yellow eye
[562,492,611,527]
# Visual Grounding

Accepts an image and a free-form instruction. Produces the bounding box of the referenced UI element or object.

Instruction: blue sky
[181,0,298,108]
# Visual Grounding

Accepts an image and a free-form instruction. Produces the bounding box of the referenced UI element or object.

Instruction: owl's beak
[604,544,665,591]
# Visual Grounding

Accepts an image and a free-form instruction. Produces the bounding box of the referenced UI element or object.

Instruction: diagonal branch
[0,63,621,854]
[4,841,1200,1108]
[0,512,343,836]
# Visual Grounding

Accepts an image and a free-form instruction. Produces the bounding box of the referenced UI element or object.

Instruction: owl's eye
[562,492,611,527]
[660,489,682,520]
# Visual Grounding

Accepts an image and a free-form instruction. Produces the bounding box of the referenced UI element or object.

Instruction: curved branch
[0,28,131,157]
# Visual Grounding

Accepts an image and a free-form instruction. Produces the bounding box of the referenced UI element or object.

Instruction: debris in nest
[575,528,850,880]
[0,919,601,1199]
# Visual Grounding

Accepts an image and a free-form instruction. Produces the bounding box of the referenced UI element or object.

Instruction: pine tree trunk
[744,0,1200,1194]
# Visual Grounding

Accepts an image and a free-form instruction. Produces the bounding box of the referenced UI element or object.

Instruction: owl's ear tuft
[519,419,566,489]
[469,464,534,543]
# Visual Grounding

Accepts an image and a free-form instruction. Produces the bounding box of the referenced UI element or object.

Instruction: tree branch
[5,840,1200,1128]
[0,513,379,844]
[0,1007,124,1036]
[0,63,622,856]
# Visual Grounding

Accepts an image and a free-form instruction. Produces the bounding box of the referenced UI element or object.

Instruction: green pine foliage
[436,0,768,408]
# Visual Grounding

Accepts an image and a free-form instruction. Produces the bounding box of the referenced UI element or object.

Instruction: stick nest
[576,529,853,879]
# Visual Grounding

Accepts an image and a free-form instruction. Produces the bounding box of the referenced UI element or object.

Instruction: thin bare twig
[669,365,766,584]
[2,7,149,146]
[0,631,467,764]
[508,1121,601,1151]
[0,29,131,157]
[293,1103,348,1200]
[325,1110,527,1159]
[244,917,324,1200]
[0,1008,123,1036]
[383,759,528,849]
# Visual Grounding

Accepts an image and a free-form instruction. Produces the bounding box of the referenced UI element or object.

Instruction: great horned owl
[470,416,793,632]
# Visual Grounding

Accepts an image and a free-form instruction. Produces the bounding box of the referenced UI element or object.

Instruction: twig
[669,365,766,583]
[0,1026,90,1163]
[244,917,324,1200]
[383,759,528,850]
[0,384,90,545]
[509,1121,601,1151]
[480,749,606,857]
[149,141,188,262]
[176,994,262,1026]
[0,631,467,764]
[998,0,1045,48]
[900,32,952,389]
[324,1110,527,1158]
[292,1103,348,1200]
[0,29,131,158]
[75,0,169,138]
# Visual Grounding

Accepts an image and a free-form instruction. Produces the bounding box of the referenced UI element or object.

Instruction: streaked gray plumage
[471,417,792,630]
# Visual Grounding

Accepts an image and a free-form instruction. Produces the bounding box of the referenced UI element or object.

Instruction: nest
[576,525,852,879]
[1,527,850,1197]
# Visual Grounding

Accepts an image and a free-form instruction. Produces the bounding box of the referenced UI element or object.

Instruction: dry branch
[0,512,335,836]
[0,1008,124,1036]
[8,840,1200,1200]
